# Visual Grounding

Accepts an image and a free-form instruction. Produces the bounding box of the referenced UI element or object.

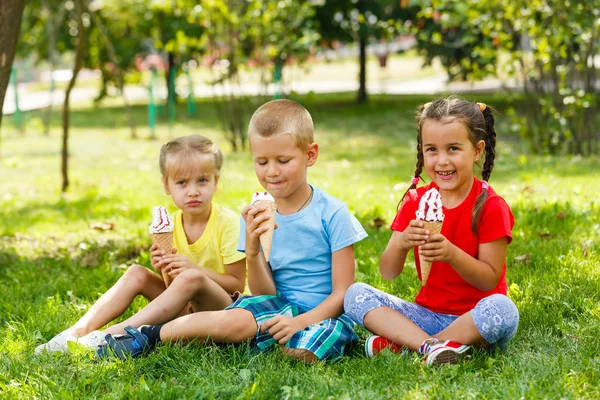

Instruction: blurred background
[1,2,599,397]
[2,1,598,173]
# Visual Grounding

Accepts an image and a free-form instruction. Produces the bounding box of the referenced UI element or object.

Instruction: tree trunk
[90,10,137,139]
[43,0,57,136]
[356,0,367,104]
[165,52,176,108]
[0,0,26,132]
[61,0,86,192]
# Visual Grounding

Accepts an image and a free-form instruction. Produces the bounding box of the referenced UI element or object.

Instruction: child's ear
[306,143,319,166]
[474,140,485,162]
[161,176,170,195]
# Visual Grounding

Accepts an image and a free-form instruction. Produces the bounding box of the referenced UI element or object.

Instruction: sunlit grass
[0,93,599,398]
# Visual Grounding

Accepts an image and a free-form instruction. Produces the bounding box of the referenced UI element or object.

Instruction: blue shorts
[226,295,358,361]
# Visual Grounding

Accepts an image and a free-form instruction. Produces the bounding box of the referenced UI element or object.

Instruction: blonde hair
[248,99,314,149]
[159,135,223,179]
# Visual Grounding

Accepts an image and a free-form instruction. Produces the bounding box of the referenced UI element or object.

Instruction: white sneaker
[73,330,106,349]
[35,330,77,354]
[35,330,106,354]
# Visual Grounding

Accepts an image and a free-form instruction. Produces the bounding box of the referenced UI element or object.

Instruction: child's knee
[344,282,372,309]
[343,282,375,322]
[122,264,154,287]
[473,294,519,344]
[175,269,210,292]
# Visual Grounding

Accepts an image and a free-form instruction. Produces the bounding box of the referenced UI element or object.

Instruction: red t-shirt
[390,178,514,315]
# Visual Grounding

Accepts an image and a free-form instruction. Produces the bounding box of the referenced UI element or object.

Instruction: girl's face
[162,154,218,217]
[421,119,484,205]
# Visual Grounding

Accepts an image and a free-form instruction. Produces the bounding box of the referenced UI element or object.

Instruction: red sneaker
[424,340,472,366]
[364,335,404,358]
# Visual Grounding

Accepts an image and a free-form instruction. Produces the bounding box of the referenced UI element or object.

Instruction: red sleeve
[478,195,514,244]
[390,189,419,232]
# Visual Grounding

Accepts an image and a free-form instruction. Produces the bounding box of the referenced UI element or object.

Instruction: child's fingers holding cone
[418,220,443,285]
[251,192,276,262]
[415,188,445,286]
[152,232,174,286]
[149,206,175,288]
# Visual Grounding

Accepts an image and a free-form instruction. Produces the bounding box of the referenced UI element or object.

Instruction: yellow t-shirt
[172,203,245,275]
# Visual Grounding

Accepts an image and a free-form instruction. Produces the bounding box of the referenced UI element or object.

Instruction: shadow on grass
[0,188,153,236]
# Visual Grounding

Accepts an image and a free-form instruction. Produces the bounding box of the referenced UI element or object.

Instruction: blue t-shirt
[238,186,367,311]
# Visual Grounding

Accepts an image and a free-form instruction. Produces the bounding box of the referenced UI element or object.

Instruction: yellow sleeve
[219,209,246,265]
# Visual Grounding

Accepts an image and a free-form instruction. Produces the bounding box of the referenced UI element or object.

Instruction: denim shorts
[344,282,519,348]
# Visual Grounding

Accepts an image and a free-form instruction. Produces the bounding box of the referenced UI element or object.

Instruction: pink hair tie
[411,177,420,185]
[482,180,489,190]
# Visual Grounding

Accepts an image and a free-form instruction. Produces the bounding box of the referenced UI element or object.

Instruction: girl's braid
[398,133,425,209]
[471,106,497,233]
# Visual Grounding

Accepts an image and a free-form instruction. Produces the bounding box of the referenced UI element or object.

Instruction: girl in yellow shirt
[36,135,246,354]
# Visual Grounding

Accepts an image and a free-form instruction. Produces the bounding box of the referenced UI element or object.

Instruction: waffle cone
[152,232,173,287]
[418,220,443,285]
[254,200,276,262]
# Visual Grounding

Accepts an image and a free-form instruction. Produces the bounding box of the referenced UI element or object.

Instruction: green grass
[1,93,599,399]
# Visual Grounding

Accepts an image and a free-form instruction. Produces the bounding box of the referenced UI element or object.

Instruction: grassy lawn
[0,93,599,399]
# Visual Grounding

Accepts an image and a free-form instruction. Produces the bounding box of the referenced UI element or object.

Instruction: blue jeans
[344,282,519,348]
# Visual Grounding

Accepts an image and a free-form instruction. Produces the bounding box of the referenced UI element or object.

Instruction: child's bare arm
[157,253,246,294]
[420,235,508,291]
[260,245,355,344]
[242,205,277,295]
[380,220,430,280]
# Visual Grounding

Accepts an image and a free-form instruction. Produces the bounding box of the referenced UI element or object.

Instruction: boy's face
[250,133,317,202]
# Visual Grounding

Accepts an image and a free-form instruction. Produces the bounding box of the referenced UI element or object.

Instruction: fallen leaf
[371,217,387,229]
[522,186,535,193]
[514,253,531,264]
[537,231,552,239]
[556,211,566,220]
[89,222,115,231]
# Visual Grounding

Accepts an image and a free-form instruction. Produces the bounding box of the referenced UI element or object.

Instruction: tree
[62,0,87,192]
[202,0,318,151]
[413,0,599,155]
[412,1,498,82]
[314,0,406,103]
[0,0,26,131]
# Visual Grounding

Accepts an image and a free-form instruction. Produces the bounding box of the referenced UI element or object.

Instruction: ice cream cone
[418,220,443,285]
[152,232,173,287]
[254,200,276,262]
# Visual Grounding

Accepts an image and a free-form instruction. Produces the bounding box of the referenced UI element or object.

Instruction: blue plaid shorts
[226,295,358,361]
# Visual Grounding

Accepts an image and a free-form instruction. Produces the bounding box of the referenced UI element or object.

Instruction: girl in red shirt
[344,97,519,366]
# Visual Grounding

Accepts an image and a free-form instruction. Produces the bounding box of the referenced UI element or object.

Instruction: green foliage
[410,0,600,155]
[201,0,319,151]
[496,0,600,155]
[1,94,599,397]
[412,0,498,81]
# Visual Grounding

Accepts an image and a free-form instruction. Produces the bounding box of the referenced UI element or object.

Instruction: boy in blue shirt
[98,99,367,362]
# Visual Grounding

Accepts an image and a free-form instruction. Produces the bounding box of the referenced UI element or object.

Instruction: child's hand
[150,244,172,272]
[157,251,195,277]
[419,234,457,264]
[398,220,431,250]
[260,315,304,345]
[242,204,278,258]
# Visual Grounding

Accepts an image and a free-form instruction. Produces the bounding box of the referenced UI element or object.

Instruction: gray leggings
[344,282,519,348]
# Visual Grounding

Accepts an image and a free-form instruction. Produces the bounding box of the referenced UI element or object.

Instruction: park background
[0,1,599,398]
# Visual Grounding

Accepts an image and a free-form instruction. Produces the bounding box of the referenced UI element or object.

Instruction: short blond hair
[248,99,314,149]
[159,135,223,179]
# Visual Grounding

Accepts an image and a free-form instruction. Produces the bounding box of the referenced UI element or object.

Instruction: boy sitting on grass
[98,99,367,362]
